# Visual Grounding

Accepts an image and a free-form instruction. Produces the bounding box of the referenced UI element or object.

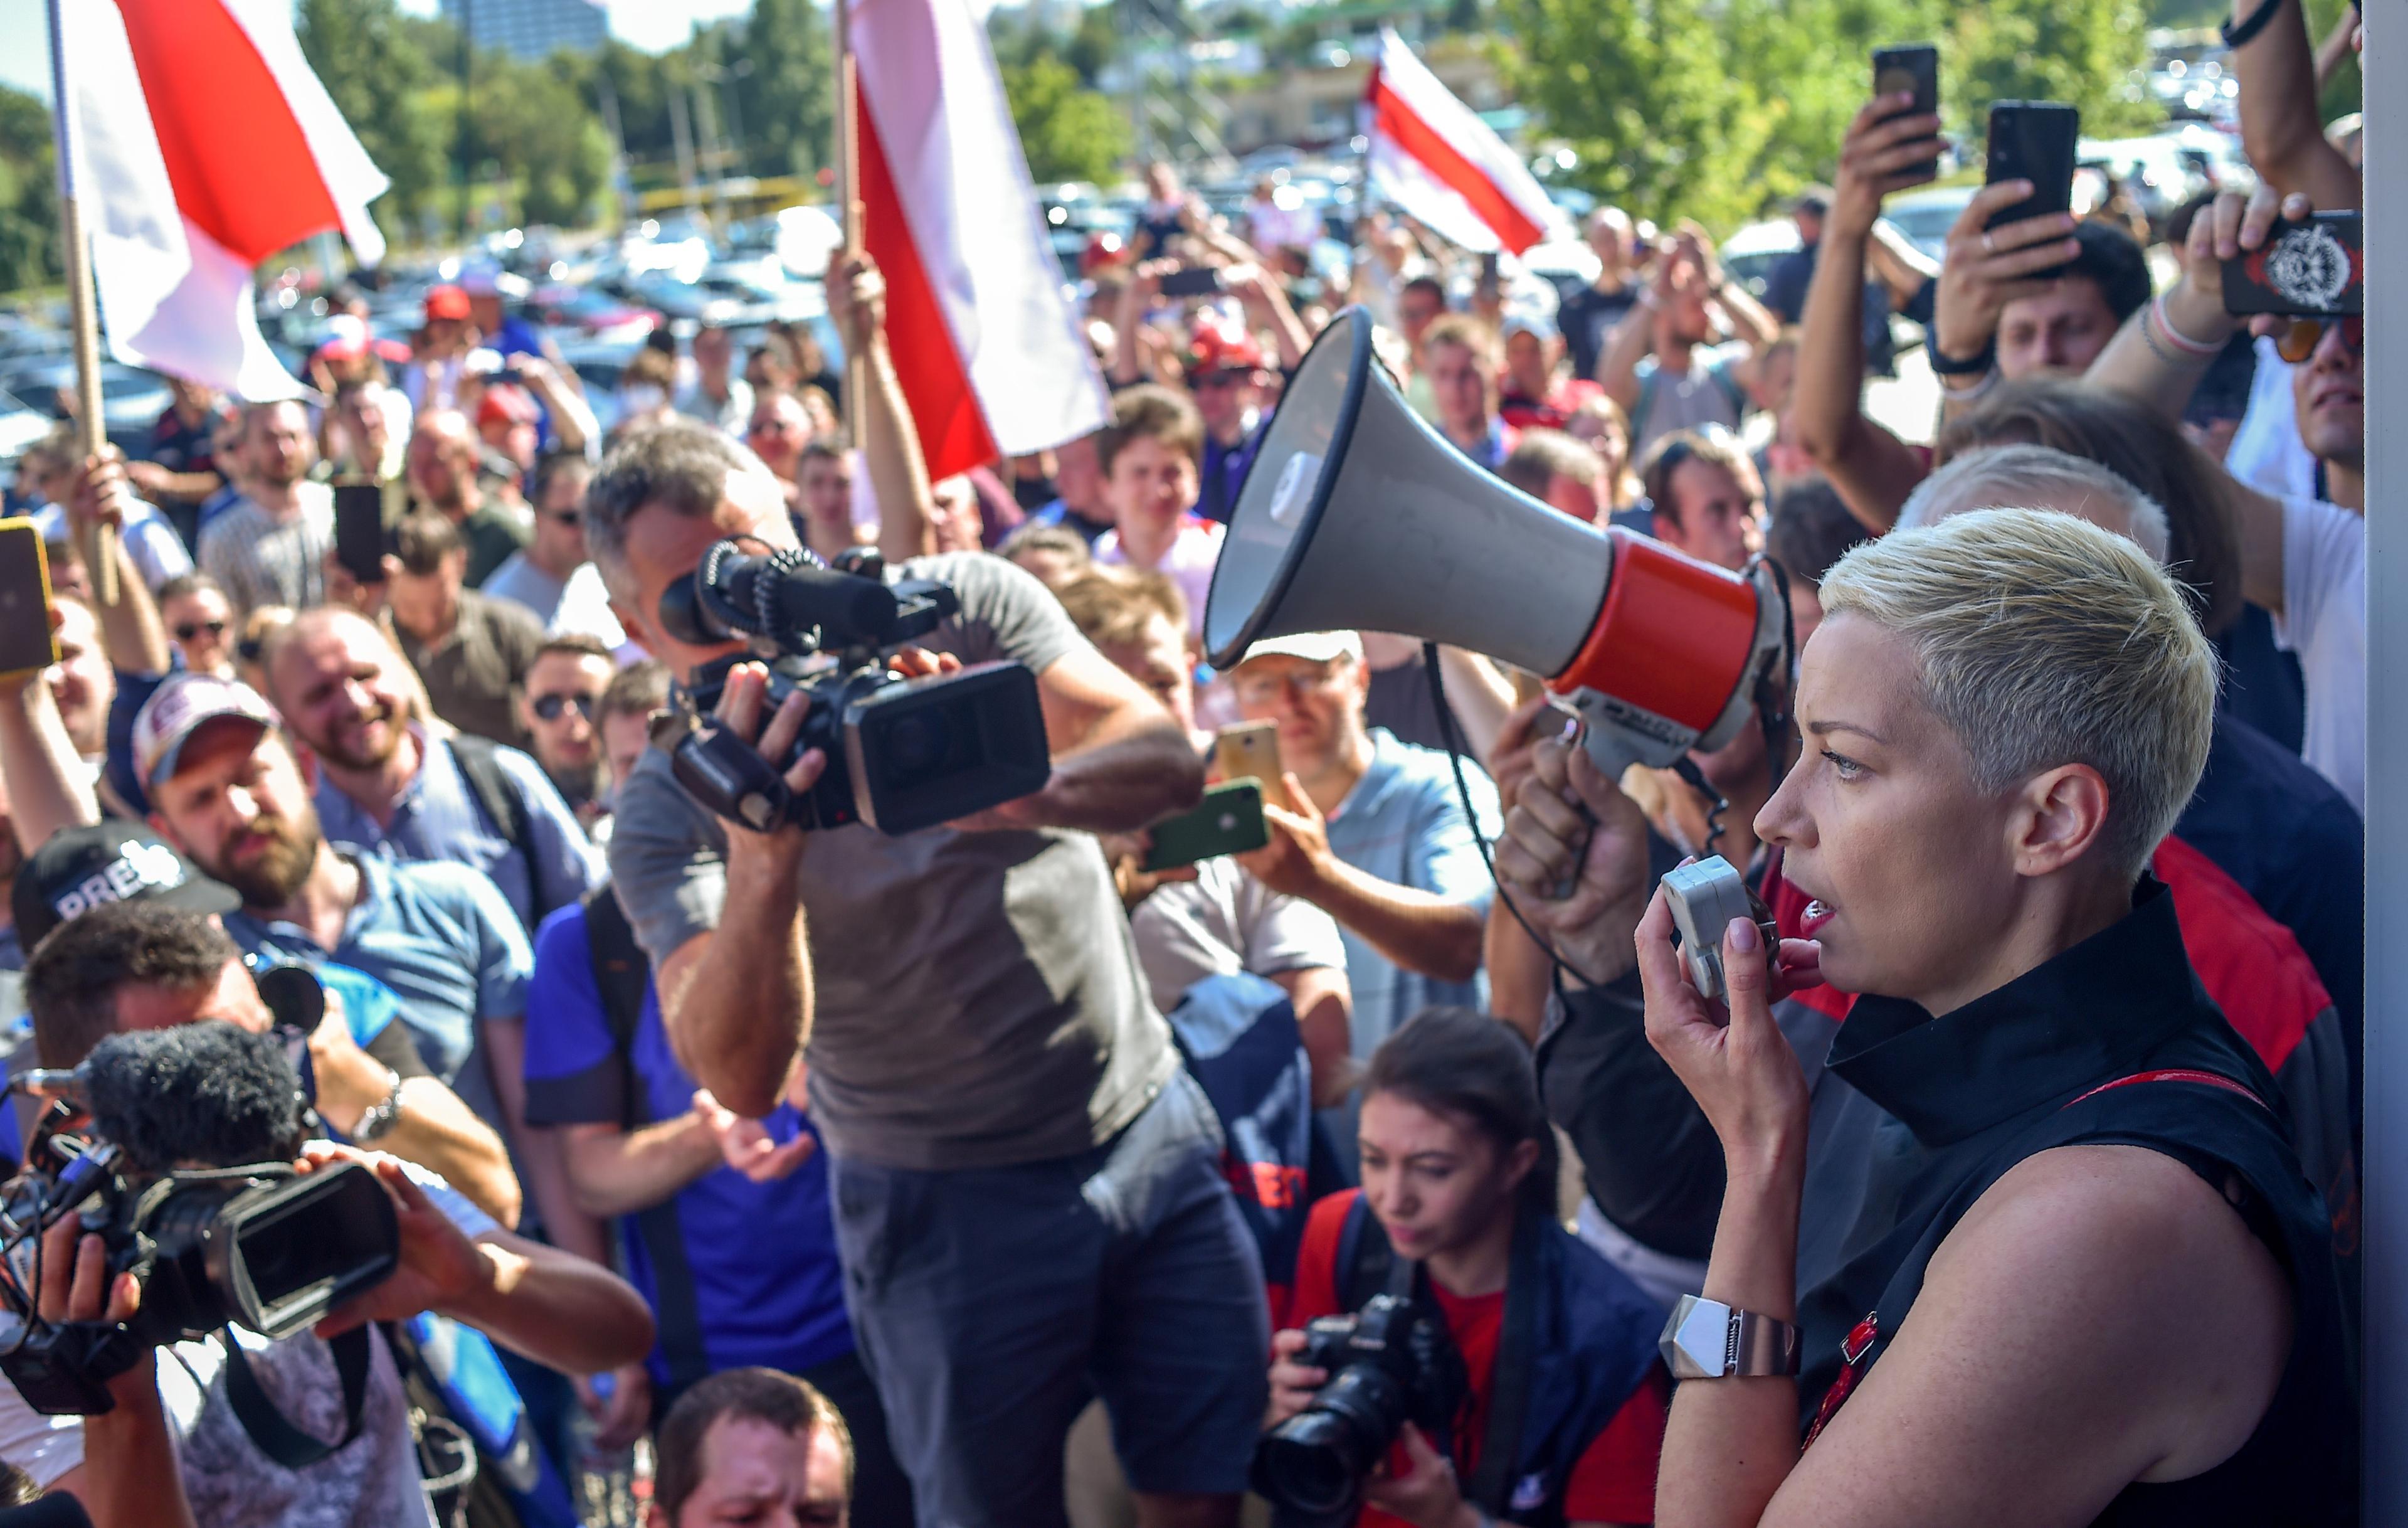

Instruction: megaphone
[1203,306,1788,781]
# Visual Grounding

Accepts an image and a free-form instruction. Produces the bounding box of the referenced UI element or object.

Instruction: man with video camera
[585,265,1267,1525]
[3,901,653,1528]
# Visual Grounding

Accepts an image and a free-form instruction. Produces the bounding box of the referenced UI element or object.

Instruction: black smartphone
[2224,211,2363,318]
[333,481,388,585]
[1985,102,2080,227]
[0,519,58,677]
[1158,266,1227,299]
[1144,780,1269,871]
[1871,44,1941,181]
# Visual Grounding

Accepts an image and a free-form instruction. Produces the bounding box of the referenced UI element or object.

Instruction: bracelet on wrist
[352,1067,406,1143]
[1926,335,1997,377]
[2150,294,2226,357]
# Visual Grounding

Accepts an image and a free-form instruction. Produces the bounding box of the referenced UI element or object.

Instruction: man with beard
[196,401,335,614]
[265,607,600,936]
[131,670,611,1499]
[408,408,533,587]
[514,635,617,837]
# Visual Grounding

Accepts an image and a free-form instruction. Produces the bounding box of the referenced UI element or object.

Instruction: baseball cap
[1500,310,1558,345]
[425,284,472,323]
[1238,631,1364,666]
[132,672,278,792]
[477,383,540,428]
[12,823,240,950]
[1188,324,1267,376]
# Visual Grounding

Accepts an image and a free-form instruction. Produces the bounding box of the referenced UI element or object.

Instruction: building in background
[438,0,608,61]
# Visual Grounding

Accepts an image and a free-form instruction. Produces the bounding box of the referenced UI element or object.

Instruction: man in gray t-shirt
[584,418,1267,1527]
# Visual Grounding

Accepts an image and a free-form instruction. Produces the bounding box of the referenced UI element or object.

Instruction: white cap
[1238,630,1365,666]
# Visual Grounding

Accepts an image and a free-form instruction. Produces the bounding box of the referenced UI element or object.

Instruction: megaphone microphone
[1203,305,1788,797]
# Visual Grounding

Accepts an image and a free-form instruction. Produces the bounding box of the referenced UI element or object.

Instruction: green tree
[1950,0,2155,139]
[475,58,614,226]
[295,0,446,236]
[734,0,833,179]
[0,85,61,295]
[1002,51,1133,184]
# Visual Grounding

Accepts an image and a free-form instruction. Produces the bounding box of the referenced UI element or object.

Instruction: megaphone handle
[1541,714,1650,901]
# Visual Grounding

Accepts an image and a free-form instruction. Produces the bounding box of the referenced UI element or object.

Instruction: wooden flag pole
[834,0,868,440]
[44,0,119,608]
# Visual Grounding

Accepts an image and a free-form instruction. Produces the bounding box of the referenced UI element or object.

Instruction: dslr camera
[0,1020,400,1415]
[1252,1292,1469,1519]
[659,541,1052,834]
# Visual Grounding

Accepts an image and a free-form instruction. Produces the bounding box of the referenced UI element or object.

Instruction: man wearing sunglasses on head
[2088,184,2366,814]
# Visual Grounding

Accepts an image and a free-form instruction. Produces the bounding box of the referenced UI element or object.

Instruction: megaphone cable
[1423,642,1612,992]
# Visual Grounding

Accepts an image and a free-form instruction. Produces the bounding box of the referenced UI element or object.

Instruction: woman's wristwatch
[1660,1295,1802,1379]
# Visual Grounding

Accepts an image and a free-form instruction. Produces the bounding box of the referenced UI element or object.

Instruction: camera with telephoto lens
[658,541,1053,834]
[0,1022,400,1415]
[1252,1292,1469,1518]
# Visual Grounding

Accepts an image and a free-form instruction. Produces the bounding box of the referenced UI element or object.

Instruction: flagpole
[833,0,867,442]
[43,0,119,608]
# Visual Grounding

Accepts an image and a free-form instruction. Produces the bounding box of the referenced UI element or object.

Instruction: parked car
[1881,186,1978,266]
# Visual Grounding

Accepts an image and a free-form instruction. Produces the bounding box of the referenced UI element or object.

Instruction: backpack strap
[581,885,652,1131]
[1334,1194,1393,1313]
[448,735,546,919]
[219,1325,374,1468]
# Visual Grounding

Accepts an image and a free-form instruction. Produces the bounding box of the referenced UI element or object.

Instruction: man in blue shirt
[1231,631,1499,1164]
[521,896,912,1525]
[264,607,601,935]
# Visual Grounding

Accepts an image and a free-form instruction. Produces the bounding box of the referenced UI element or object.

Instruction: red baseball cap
[425,285,472,322]
[1186,324,1265,376]
[477,383,539,427]
[1080,231,1127,277]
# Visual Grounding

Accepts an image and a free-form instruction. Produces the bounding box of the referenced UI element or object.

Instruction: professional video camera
[1252,1292,1469,1519]
[0,1022,399,1416]
[658,541,1052,834]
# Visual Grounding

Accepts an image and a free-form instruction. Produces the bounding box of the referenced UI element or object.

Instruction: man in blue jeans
[586,416,1266,1528]
[520,891,914,1524]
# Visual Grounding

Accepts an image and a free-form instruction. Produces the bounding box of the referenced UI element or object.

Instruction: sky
[0,0,756,100]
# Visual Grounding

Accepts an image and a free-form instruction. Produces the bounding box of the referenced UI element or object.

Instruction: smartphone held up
[1871,43,1941,181]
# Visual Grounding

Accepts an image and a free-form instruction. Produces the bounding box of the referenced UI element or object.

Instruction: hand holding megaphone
[1494,735,1654,986]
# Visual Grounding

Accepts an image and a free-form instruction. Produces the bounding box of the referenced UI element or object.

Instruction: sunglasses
[531,692,599,722]
[174,619,228,642]
[2274,316,2363,364]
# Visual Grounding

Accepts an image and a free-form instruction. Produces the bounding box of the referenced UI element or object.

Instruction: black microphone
[83,1023,308,1176]
[714,551,898,642]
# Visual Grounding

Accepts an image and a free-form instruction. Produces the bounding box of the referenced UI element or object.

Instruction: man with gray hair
[583,418,1267,1527]
[1897,442,2172,563]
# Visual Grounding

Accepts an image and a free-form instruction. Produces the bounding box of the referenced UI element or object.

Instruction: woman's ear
[1500,1136,1543,1198]
[2010,763,2112,879]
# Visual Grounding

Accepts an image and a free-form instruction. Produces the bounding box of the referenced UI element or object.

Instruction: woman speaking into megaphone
[1495,509,2352,1527]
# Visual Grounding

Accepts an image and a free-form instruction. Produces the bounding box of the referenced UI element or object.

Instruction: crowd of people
[0,0,2371,1523]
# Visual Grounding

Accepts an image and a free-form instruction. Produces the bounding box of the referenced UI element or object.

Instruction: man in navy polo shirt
[521,895,913,1525]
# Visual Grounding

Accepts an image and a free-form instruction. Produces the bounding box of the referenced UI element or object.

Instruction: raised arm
[1928,183,2087,422]
[2086,185,2298,614]
[1687,224,1780,349]
[830,250,938,565]
[68,454,172,676]
[1793,98,1949,532]
[2232,0,2360,211]
[0,659,101,857]
[1595,282,1663,414]
[978,643,1205,833]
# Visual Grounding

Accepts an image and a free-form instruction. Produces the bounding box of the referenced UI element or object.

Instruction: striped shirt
[196,482,334,613]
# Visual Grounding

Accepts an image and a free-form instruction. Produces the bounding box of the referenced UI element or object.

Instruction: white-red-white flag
[1363,28,1560,255]
[56,0,389,401]
[850,0,1111,480]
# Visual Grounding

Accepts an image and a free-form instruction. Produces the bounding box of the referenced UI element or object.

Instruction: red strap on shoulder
[2062,1068,2267,1112]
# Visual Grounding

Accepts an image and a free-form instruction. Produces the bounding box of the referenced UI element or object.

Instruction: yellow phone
[1213,720,1290,812]
[0,519,58,679]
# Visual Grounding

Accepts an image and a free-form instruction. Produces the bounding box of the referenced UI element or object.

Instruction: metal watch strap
[352,1067,405,1142]
[1660,1294,1802,1379]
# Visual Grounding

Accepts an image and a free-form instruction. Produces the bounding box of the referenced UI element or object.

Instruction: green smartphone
[1144,780,1269,871]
